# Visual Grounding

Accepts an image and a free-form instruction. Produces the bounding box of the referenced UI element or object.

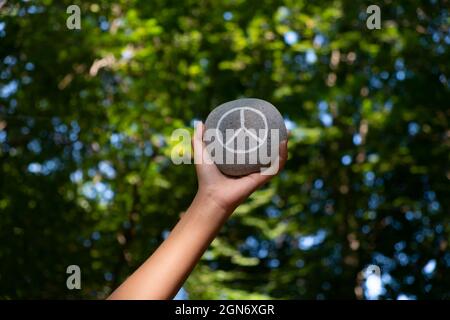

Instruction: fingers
[192,121,221,178]
[192,123,288,188]
[246,139,288,187]
[278,139,288,171]
[192,121,204,164]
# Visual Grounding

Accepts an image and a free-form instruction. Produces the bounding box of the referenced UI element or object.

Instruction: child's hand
[109,121,287,300]
[192,122,288,213]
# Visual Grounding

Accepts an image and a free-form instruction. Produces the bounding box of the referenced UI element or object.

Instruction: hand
[108,122,287,300]
[192,121,288,213]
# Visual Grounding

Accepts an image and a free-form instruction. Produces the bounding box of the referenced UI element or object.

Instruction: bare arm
[108,122,287,300]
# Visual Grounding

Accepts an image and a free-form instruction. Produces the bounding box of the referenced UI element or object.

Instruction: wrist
[195,187,235,216]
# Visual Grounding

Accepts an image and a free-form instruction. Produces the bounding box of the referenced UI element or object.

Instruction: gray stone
[204,98,287,176]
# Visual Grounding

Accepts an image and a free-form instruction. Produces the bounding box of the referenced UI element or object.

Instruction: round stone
[204,98,287,176]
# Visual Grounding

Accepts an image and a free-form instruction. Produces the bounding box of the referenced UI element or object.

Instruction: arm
[108,122,287,300]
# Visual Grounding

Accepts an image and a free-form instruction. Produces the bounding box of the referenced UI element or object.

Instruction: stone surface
[204,98,287,176]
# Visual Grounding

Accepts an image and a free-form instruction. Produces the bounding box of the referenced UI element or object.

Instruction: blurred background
[0,0,449,299]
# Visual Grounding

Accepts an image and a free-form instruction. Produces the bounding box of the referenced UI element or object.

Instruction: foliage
[0,0,449,299]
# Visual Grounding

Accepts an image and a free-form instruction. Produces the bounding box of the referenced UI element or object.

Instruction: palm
[193,122,287,211]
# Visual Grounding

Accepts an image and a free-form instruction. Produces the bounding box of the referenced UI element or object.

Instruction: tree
[0,0,448,299]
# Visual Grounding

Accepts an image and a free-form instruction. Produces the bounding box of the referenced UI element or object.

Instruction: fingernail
[195,121,203,138]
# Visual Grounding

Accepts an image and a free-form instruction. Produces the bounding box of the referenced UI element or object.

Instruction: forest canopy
[0,0,449,299]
